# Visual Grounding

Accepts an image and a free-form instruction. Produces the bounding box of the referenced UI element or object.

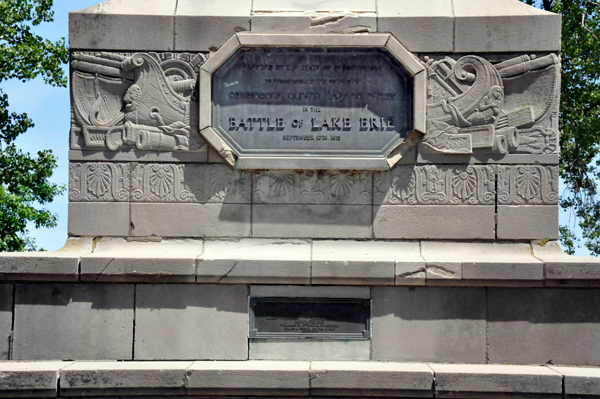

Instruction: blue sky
[3,0,98,251]
[3,0,594,256]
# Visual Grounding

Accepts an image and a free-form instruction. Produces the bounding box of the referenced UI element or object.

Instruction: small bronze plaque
[249,297,370,339]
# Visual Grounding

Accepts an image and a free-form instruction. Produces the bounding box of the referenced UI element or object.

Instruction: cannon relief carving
[421,53,560,156]
[70,51,207,153]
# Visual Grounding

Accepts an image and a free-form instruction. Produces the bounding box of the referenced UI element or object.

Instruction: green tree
[0,0,67,251]
[523,0,600,255]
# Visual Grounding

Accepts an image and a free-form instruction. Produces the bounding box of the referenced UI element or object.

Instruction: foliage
[523,0,600,255]
[0,0,67,251]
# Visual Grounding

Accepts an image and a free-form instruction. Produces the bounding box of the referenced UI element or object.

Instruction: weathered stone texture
[0,284,12,360]
[487,288,600,366]
[134,285,248,360]
[13,284,134,360]
[250,339,370,361]
[371,287,486,363]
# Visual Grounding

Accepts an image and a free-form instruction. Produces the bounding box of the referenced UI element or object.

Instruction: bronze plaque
[249,297,371,339]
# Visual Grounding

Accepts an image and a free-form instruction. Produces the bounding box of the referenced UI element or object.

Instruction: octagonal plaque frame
[199,33,426,170]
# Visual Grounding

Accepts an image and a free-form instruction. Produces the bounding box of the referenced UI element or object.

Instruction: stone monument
[1,0,600,397]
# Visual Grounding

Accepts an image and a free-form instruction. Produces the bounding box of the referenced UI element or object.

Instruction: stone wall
[1,282,599,365]
[66,0,562,241]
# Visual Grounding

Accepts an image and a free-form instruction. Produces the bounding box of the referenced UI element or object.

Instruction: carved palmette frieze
[497,165,559,205]
[253,170,372,205]
[69,162,130,202]
[70,51,207,153]
[374,165,495,205]
[131,163,250,204]
[70,162,250,203]
[420,53,560,156]
[131,164,194,202]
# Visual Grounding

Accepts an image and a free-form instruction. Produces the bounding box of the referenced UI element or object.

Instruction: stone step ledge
[0,238,598,286]
[69,0,561,53]
[0,361,599,398]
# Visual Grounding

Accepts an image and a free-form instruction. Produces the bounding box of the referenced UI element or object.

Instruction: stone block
[550,366,600,397]
[251,285,370,298]
[68,149,208,163]
[251,14,310,33]
[134,284,248,360]
[80,238,202,283]
[68,202,130,236]
[197,239,311,284]
[251,12,376,34]
[249,339,370,361]
[69,0,176,50]
[131,163,251,204]
[421,241,544,281]
[69,162,130,203]
[312,240,415,285]
[373,205,495,239]
[0,362,71,397]
[453,0,562,52]
[253,170,372,205]
[253,0,376,11]
[374,165,495,206]
[60,361,192,396]
[0,284,12,360]
[13,284,134,360]
[0,237,92,281]
[236,32,389,47]
[497,205,559,240]
[487,288,600,366]
[498,165,559,205]
[372,287,486,363]
[377,0,453,52]
[130,203,251,238]
[430,363,562,397]
[187,361,310,396]
[310,361,434,397]
[253,204,372,239]
[175,0,251,51]
[532,240,600,280]
[417,152,560,165]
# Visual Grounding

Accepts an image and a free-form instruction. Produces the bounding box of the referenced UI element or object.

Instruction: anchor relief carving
[70,51,207,153]
[421,53,560,156]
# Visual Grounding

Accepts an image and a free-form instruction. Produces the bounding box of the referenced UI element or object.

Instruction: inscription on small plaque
[212,48,414,159]
[249,297,371,339]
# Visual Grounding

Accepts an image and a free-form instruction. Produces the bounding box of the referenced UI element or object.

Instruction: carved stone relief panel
[253,170,372,205]
[374,165,495,205]
[498,165,559,205]
[69,163,130,202]
[70,51,207,154]
[420,53,560,157]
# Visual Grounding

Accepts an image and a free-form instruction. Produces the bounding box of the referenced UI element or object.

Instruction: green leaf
[0,0,67,252]
[523,0,600,256]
